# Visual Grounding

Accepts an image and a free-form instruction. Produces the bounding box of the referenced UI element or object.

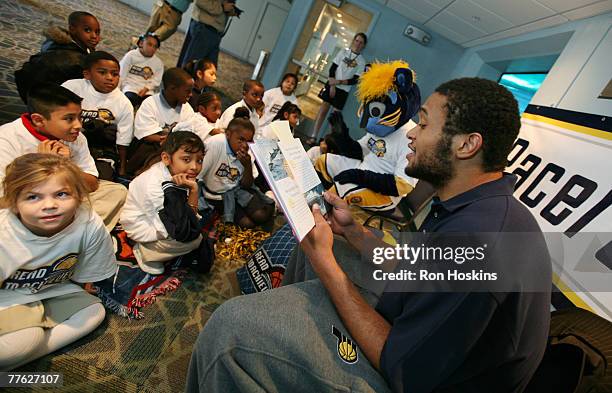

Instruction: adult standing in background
[309,32,367,144]
[176,0,237,67]
[146,0,194,42]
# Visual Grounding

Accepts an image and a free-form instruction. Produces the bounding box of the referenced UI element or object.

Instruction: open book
[249,121,328,241]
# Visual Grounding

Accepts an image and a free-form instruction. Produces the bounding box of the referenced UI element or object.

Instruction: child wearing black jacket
[14,11,101,103]
[120,131,212,275]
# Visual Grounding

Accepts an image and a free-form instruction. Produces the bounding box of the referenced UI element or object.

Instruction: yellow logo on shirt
[215,163,241,181]
[129,65,154,80]
[1,253,79,293]
[368,138,387,157]
[81,108,116,125]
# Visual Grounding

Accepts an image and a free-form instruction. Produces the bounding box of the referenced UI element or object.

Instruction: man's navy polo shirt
[375,174,552,393]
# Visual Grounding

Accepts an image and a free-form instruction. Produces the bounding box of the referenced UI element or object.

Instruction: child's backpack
[524,307,612,393]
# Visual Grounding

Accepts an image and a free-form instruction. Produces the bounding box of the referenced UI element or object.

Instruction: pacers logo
[367,138,387,157]
[332,325,358,364]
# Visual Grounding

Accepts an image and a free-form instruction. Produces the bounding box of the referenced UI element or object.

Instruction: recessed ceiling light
[337,13,342,18]
[337,19,343,24]
[341,26,345,30]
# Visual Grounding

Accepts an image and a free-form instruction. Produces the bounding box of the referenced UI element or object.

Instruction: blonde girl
[0,153,116,370]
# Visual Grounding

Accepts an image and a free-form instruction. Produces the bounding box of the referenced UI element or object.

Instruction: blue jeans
[177,19,222,67]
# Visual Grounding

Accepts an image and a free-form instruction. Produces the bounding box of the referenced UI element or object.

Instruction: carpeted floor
[0,0,253,124]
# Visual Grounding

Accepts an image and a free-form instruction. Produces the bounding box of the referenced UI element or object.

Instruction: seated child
[184,58,217,111]
[0,153,116,370]
[128,67,195,175]
[15,11,101,104]
[175,92,224,142]
[259,102,301,140]
[62,51,134,178]
[120,131,211,275]
[0,83,127,231]
[200,109,274,229]
[217,80,264,137]
[260,73,298,127]
[119,32,164,108]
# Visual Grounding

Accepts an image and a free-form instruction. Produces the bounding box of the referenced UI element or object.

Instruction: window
[498,73,547,114]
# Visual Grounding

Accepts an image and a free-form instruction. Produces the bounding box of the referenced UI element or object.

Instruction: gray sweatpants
[185,238,392,393]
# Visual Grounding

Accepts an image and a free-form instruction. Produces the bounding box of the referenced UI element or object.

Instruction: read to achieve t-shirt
[332,48,366,92]
[119,49,164,95]
[0,207,116,311]
[62,78,135,146]
[260,87,298,127]
[134,93,195,139]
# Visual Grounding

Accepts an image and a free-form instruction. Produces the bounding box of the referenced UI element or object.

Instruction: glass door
[286,1,373,133]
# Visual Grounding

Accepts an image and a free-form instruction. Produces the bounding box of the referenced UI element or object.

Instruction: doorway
[285,1,373,136]
[248,3,289,64]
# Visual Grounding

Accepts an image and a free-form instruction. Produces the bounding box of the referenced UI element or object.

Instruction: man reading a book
[185,78,552,393]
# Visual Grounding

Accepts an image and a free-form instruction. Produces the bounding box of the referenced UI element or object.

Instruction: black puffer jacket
[14,25,89,103]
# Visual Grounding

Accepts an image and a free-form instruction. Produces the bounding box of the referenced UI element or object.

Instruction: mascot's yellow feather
[356,60,415,103]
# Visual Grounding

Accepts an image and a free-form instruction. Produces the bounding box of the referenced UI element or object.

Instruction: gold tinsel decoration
[215,223,270,260]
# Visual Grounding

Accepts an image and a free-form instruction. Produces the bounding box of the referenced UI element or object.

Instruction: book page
[275,177,315,241]
[278,138,320,192]
[269,121,293,144]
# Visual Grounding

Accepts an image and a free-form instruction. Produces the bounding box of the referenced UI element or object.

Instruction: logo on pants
[332,325,358,364]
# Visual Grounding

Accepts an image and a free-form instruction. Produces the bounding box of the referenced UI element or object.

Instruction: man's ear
[30,113,46,129]
[161,151,171,165]
[82,68,91,80]
[455,132,483,159]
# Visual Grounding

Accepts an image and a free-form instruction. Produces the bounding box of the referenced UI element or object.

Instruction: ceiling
[372,0,612,47]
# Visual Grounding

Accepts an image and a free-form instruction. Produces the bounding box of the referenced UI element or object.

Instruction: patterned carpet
[0,0,253,124]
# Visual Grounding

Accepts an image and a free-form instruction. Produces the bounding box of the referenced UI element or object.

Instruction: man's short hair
[162,131,205,155]
[243,80,264,93]
[435,77,521,172]
[27,83,82,119]
[162,67,192,89]
[82,51,119,70]
[68,11,96,26]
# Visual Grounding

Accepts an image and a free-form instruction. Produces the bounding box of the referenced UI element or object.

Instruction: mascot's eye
[368,102,386,118]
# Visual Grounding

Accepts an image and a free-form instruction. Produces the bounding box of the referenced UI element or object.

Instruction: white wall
[118,0,290,64]
[534,15,611,116]
[452,12,612,117]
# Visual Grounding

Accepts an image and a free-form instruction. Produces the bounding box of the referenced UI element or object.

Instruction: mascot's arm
[334,169,400,196]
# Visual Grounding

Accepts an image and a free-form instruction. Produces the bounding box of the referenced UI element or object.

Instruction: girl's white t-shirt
[0,207,116,311]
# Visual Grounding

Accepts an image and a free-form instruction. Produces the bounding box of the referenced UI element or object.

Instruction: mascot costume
[315,60,421,211]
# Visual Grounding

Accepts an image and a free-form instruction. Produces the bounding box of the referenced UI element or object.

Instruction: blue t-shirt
[375,174,552,393]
